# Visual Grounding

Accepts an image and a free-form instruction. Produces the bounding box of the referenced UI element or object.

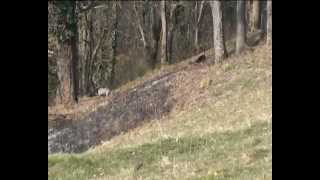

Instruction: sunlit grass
[49,44,272,180]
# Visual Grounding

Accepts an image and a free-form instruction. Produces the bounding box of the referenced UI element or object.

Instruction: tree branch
[133,2,147,48]
[79,1,98,13]
[197,1,205,25]
[91,29,107,61]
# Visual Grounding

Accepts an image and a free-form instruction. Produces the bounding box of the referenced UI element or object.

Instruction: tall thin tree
[71,1,79,103]
[210,1,227,63]
[251,0,260,31]
[236,0,247,54]
[160,0,167,65]
[267,0,272,45]
[110,2,119,87]
[133,2,161,69]
[194,1,205,53]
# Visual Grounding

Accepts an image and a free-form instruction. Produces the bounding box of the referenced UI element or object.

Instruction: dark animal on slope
[189,54,206,65]
[195,54,206,63]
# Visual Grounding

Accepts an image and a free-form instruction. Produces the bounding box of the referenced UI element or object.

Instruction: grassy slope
[48,44,272,180]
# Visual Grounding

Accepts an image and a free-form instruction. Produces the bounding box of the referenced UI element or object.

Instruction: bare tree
[167,1,185,63]
[78,12,88,96]
[49,1,104,103]
[267,0,272,45]
[251,0,260,32]
[77,2,111,96]
[160,0,167,65]
[236,0,247,54]
[247,0,260,33]
[167,3,177,64]
[52,1,79,105]
[133,2,161,69]
[194,1,205,53]
[56,42,76,105]
[246,0,251,26]
[71,2,80,104]
[110,2,119,87]
[210,1,227,63]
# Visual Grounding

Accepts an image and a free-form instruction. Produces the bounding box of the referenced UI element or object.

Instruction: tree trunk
[236,0,247,54]
[246,0,251,27]
[195,1,205,53]
[55,1,79,105]
[70,1,79,103]
[160,1,167,65]
[194,26,199,52]
[152,5,161,69]
[84,11,95,96]
[210,1,227,64]
[71,34,79,103]
[110,3,119,88]
[56,43,75,105]
[78,16,84,96]
[167,3,179,64]
[78,12,90,97]
[168,26,175,64]
[134,2,159,69]
[267,0,272,45]
[82,10,107,96]
[252,0,260,31]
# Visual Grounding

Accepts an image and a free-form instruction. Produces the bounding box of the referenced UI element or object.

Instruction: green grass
[49,122,271,180]
[49,44,272,180]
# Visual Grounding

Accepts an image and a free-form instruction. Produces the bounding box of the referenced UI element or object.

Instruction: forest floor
[48,39,272,179]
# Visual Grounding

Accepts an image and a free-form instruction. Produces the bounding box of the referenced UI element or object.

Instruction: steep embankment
[48,40,220,154]
[49,44,272,180]
[48,30,264,154]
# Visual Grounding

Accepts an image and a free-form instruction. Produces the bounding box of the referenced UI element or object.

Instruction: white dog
[98,88,110,96]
